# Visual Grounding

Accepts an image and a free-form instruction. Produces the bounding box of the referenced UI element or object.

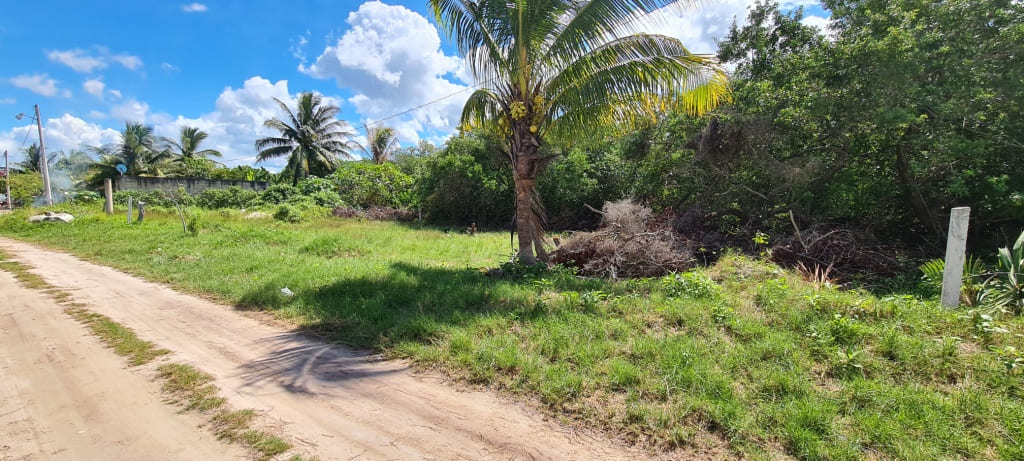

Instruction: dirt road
[0,237,641,460]
[0,269,247,460]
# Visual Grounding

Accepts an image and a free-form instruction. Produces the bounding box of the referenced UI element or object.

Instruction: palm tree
[163,126,222,160]
[16,144,56,173]
[255,92,355,185]
[88,122,175,184]
[430,0,729,263]
[357,124,400,164]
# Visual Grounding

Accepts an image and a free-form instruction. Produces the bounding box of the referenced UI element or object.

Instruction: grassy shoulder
[2,206,1023,460]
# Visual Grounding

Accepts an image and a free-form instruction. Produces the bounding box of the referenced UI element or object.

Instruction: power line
[17,123,33,149]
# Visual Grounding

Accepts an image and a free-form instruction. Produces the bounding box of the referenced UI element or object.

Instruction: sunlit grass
[3,205,1023,460]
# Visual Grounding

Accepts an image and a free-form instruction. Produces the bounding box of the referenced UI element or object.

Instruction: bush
[68,190,101,204]
[418,135,511,227]
[0,173,43,206]
[662,271,720,299]
[195,186,259,209]
[330,162,416,209]
[260,184,298,205]
[112,190,140,205]
[297,176,336,195]
[141,190,174,208]
[310,189,345,208]
[273,204,304,223]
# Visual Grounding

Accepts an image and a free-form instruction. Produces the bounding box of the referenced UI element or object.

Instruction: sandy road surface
[0,270,247,461]
[0,238,643,460]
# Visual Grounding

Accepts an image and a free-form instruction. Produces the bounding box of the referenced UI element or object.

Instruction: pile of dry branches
[770,223,904,279]
[552,199,695,279]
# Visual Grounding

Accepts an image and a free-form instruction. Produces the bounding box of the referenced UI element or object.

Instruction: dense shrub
[195,186,259,209]
[537,147,631,230]
[0,173,43,206]
[273,204,304,223]
[418,135,512,227]
[67,190,101,204]
[309,189,345,208]
[331,162,415,209]
[260,184,299,205]
[297,176,336,195]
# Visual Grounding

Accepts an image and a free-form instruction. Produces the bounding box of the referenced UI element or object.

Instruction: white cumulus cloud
[47,49,106,73]
[0,114,120,163]
[9,74,69,98]
[801,15,830,31]
[110,98,151,123]
[637,0,758,55]
[112,55,143,71]
[46,47,144,73]
[154,76,304,168]
[83,78,105,98]
[300,1,468,144]
[182,3,208,13]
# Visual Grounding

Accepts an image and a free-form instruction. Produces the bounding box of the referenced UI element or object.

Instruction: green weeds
[3,207,1024,460]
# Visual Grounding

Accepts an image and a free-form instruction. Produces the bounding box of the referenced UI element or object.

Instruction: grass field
[2,205,1023,460]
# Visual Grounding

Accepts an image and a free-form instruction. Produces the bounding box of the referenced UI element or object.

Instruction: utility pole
[34,105,53,206]
[4,150,11,210]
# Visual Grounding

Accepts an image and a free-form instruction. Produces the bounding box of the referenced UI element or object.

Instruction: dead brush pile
[552,199,695,279]
[770,224,904,280]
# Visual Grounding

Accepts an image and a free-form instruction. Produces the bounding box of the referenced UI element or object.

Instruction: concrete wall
[115,176,269,195]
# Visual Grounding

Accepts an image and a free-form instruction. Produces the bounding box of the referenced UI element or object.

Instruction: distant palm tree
[163,126,222,159]
[16,144,56,173]
[88,122,175,184]
[255,92,355,185]
[358,124,400,164]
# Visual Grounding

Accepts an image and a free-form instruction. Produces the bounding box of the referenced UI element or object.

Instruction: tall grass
[2,205,1022,460]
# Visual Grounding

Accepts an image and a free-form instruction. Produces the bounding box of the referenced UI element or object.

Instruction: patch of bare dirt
[0,270,246,461]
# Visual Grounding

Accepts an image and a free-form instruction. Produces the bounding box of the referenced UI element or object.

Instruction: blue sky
[0,0,829,170]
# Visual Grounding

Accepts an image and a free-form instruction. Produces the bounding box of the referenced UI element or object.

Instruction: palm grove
[4,0,1022,264]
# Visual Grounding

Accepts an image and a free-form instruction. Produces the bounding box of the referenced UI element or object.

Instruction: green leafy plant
[920,256,990,307]
[989,230,1024,314]
[273,204,304,223]
[661,271,720,299]
[990,345,1024,374]
[962,310,1008,342]
[833,348,865,377]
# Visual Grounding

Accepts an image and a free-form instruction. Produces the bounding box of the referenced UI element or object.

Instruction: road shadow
[237,261,608,350]
[235,332,402,394]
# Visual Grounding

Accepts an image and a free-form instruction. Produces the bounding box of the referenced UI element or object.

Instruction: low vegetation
[3,208,1022,460]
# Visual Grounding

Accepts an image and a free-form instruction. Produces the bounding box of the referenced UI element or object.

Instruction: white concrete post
[941,207,970,308]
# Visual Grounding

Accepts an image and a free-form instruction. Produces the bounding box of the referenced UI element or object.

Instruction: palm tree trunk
[511,126,548,264]
[513,168,537,264]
